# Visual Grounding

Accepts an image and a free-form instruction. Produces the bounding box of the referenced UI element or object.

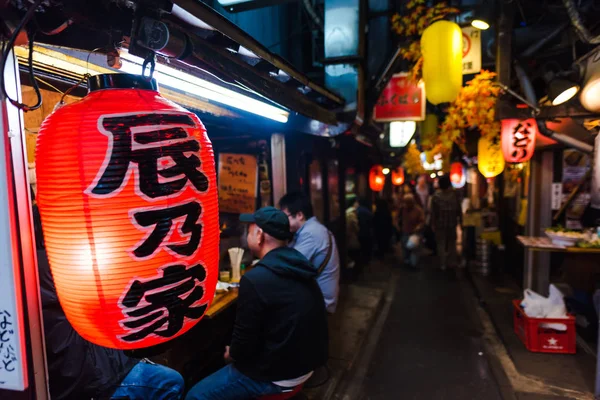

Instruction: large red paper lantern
[369,165,385,192]
[391,167,405,186]
[501,118,538,163]
[36,74,219,349]
[450,162,465,189]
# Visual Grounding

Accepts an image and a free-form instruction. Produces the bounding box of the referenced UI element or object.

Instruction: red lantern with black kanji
[450,162,465,189]
[391,167,405,186]
[369,165,385,192]
[501,118,538,163]
[36,74,219,349]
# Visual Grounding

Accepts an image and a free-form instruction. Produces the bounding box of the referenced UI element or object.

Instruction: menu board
[218,153,258,214]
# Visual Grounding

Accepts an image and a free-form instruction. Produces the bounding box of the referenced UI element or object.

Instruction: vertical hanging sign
[462,26,482,75]
[0,50,27,392]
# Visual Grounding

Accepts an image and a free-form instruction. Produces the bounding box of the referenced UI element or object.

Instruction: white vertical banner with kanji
[0,49,27,392]
[462,26,482,75]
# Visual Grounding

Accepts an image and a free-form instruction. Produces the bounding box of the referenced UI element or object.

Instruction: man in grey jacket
[280,192,340,313]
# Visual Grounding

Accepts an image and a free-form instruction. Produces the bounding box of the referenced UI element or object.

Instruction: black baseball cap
[240,206,293,241]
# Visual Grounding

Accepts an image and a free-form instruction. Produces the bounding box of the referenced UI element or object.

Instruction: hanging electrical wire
[1,0,44,112]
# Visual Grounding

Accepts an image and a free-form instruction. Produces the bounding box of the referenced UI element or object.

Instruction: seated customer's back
[232,246,328,381]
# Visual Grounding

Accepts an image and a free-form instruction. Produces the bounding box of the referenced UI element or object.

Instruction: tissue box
[513,300,576,354]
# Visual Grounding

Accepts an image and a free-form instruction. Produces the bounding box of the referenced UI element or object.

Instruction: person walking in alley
[186,207,328,399]
[401,193,425,268]
[430,175,462,270]
[280,192,340,313]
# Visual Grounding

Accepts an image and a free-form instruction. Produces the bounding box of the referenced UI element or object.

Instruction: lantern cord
[142,53,156,80]
[0,0,44,112]
[60,73,90,105]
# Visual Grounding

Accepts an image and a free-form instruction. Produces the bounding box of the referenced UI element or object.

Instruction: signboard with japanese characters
[373,73,426,122]
[36,86,220,350]
[501,118,538,163]
[218,153,258,214]
[0,148,27,391]
[462,26,482,75]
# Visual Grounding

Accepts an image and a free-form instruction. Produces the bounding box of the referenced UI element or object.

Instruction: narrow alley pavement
[322,255,595,400]
[356,258,503,400]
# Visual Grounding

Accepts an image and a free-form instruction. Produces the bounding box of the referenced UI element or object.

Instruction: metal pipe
[302,0,324,33]
[520,21,570,58]
[513,62,539,111]
[497,82,539,112]
[562,0,600,44]
[537,121,594,153]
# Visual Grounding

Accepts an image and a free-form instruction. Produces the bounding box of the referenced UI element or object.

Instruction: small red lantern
[450,162,465,189]
[501,118,538,163]
[36,74,219,349]
[391,167,405,186]
[369,165,385,192]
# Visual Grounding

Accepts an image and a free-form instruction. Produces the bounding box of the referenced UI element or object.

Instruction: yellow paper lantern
[421,21,463,105]
[478,136,505,178]
[420,114,438,148]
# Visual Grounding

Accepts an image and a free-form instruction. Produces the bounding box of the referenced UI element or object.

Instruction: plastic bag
[406,234,421,250]
[521,285,568,331]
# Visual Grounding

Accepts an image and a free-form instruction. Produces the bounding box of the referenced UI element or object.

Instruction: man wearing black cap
[186,207,328,400]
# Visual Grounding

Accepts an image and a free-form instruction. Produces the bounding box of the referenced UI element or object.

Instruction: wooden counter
[206,289,239,319]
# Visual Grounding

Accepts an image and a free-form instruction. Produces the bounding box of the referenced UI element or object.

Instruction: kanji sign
[373,73,426,122]
[36,80,219,350]
[462,26,482,75]
[501,118,538,163]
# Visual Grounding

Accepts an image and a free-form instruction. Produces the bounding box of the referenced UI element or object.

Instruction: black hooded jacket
[230,246,329,382]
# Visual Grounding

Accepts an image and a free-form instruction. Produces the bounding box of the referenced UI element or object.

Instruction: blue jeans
[110,360,184,399]
[185,364,283,400]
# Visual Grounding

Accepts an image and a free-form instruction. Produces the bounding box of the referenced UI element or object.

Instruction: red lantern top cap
[88,73,159,92]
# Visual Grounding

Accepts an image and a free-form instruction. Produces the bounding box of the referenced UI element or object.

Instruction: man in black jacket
[186,207,328,400]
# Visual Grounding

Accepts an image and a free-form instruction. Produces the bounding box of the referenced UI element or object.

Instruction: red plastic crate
[512,299,576,354]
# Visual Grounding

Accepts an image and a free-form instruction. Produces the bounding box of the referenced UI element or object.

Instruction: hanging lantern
[421,21,463,105]
[478,135,505,178]
[391,167,405,186]
[450,162,466,188]
[369,165,385,192]
[420,114,438,148]
[36,74,219,350]
[501,118,538,163]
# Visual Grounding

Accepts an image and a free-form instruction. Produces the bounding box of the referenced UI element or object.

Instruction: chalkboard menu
[218,153,258,214]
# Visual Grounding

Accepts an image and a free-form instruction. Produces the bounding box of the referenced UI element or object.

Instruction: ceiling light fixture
[548,78,580,106]
[471,19,490,30]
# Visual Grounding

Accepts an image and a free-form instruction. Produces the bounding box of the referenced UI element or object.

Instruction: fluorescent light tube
[119,51,289,123]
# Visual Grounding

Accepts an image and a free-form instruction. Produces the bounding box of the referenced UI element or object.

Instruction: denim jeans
[109,360,184,400]
[185,364,283,400]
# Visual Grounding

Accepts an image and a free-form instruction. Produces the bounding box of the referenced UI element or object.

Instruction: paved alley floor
[356,258,504,400]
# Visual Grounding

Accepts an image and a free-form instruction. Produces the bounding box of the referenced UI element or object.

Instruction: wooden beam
[171,0,345,106]
[176,29,340,125]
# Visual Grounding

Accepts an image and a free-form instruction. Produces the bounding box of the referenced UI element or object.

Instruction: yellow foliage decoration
[439,70,501,152]
[403,143,425,175]
[391,1,459,82]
